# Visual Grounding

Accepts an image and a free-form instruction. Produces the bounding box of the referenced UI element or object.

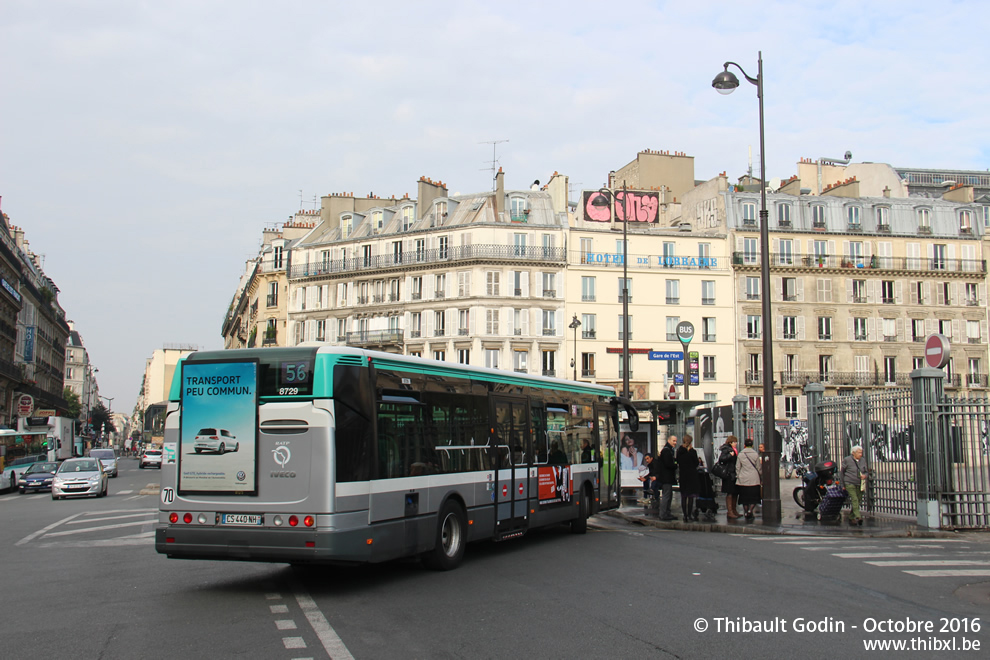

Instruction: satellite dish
[768,177,782,192]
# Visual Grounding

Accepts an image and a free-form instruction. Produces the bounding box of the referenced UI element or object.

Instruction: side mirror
[612,397,640,432]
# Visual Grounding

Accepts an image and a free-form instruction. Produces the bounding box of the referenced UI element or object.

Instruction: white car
[193,428,239,454]
[139,449,163,469]
[52,457,109,499]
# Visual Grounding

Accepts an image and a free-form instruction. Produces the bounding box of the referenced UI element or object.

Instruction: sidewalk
[607,484,961,538]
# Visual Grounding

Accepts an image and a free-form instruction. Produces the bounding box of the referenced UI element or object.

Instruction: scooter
[792,460,838,512]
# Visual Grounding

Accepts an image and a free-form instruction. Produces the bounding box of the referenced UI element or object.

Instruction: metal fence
[809,389,917,518]
[933,397,990,529]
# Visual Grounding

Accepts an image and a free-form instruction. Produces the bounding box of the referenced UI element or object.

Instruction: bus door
[491,396,530,539]
[596,406,620,510]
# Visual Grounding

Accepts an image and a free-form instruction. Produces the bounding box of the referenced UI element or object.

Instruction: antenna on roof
[479,139,509,192]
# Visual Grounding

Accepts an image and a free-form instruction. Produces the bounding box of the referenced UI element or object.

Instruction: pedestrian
[841,445,869,526]
[736,438,762,521]
[717,435,740,519]
[656,434,678,521]
[638,454,658,504]
[676,434,700,522]
[580,439,593,463]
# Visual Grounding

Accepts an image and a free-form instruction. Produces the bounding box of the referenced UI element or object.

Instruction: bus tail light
[169,512,178,523]
[288,515,298,527]
[273,515,283,526]
[183,513,193,524]
[303,515,314,527]
[305,541,315,548]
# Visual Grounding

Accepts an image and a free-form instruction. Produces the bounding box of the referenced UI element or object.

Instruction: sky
[1,0,988,415]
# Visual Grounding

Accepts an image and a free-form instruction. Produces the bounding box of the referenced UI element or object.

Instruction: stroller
[695,466,719,521]
[793,460,838,513]
[818,481,848,522]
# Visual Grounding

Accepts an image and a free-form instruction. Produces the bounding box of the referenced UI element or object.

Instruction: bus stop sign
[676,321,695,345]
[924,334,950,369]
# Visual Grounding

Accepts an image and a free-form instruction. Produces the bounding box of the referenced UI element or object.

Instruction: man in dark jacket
[657,435,678,520]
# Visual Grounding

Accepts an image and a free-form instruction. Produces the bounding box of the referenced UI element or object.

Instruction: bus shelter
[618,399,712,492]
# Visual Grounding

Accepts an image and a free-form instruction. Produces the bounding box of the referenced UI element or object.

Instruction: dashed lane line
[904,569,990,577]
[67,511,156,525]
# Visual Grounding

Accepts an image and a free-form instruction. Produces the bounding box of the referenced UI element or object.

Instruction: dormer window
[960,209,973,234]
[372,211,383,234]
[401,206,413,232]
[917,207,932,234]
[272,245,283,269]
[742,201,757,226]
[777,204,791,227]
[433,201,447,226]
[510,196,527,221]
[846,206,861,230]
[876,206,890,232]
[341,215,353,239]
[812,205,826,228]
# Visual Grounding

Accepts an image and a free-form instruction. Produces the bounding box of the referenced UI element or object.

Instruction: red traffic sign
[502,484,508,497]
[668,384,678,400]
[925,334,951,369]
[518,482,524,495]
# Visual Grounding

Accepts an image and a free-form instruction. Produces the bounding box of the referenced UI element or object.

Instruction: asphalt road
[2,460,989,659]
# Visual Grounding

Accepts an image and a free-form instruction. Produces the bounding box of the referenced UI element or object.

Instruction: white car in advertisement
[193,428,239,454]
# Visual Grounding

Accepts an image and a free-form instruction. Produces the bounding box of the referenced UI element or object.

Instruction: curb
[606,509,968,539]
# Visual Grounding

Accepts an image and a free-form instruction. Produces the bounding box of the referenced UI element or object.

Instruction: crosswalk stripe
[865,560,990,567]
[833,552,938,558]
[801,545,884,551]
[117,490,133,495]
[68,512,156,525]
[903,569,990,577]
[43,519,153,538]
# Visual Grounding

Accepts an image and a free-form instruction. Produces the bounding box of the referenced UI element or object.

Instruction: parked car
[140,449,163,469]
[90,448,119,477]
[19,461,59,493]
[52,458,108,499]
[193,428,239,454]
[1,455,48,493]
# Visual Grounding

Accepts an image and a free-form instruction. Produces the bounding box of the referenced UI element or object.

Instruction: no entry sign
[924,334,950,369]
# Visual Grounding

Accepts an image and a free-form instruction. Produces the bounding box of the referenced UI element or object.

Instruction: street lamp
[569,314,582,380]
[591,182,631,398]
[713,51,780,523]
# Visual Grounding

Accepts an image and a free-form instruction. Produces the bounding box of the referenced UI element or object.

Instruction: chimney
[495,168,505,219]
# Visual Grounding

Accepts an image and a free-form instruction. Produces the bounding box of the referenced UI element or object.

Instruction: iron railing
[732,252,986,274]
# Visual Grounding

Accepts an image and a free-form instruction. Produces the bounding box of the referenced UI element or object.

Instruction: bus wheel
[571,489,590,535]
[423,500,466,571]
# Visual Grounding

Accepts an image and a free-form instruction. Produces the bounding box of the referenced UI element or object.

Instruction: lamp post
[713,51,780,523]
[569,314,582,380]
[591,182,630,399]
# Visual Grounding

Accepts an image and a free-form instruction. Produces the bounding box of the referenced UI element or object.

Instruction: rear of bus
[155,346,379,564]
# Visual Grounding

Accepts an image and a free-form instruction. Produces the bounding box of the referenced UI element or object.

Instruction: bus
[155,346,637,570]
[0,429,50,491]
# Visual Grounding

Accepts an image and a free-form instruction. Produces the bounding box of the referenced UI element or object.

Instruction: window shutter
[982,320,988,342]
[981,284,988,306]
[867,317,875,342]
[936,285,945,306]
[949,282,957,306]
[521,309,529,336]
[775,277,782,301]
[896,318,904,342]
[895,281,903,304]
[947,245,956,265]
[925,318,936,335]
[797,279,804,301]
[521,273,530,297]
[797,316,805,341]
[846,282,853,304]
[953,319,963,341]
[909,283,918,305]
[556,310,563,336]
[775,316,783,340]
[923,282,931,304]
[535,274,544,297]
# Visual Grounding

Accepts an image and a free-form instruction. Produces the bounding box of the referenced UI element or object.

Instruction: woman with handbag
[716,436,740,519]
[676,434,701,522]
[735,437,762,521]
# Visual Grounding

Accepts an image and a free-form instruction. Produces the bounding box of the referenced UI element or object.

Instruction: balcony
[881,297,895,304]
[782,294,797,302]
[618,295,633,303]
[266,294,277,307]
[778,219,792,228]
[855,333,867,341]
[582,369,596,378]
[666,333,678,341]
[877,224,891,233]
[818,333,831,341]
[345,330,404,348]
[883,335,897,342]
[969,337,982,344]
[513,328,522,336]
[703,371,716,380]
[434,329,446,337]
[389,294,400,302]
[619,332,632,340]
[666,297,679,305]
[581,295,596,302]
[702,297,715,306]
[357,296,369,305]
[288,244,567,279]
[967,374,988,388]
[582,330,596,339]
[542,329,557,336]
[746,293,760,301]
[543,290,556,298]
[912,335,925,343]
[967,298,980,306]
[733,251,987,274]
[853,295,866,304]
[918,226,932,235]
[411,292,422,300]
[945,374,962,388]
[262,332,277,347]
[409,330,421,338]
[848,223,862,232]
[702,334,716,342]
[813,220,827,230]
[458,328,470,336]
[542,369,556,377]
[514,288,523,296]
[742,218,757,227]
[514,368,527,374]
[745,370,762,385]
[435,292,446,299]
[747,333,762,340]
[782,332,796,340]
[373,295,385,303]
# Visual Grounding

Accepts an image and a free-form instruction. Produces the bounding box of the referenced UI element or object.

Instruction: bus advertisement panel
[178,359,259,494]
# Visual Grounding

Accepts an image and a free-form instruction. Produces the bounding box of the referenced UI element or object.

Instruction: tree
[90,402,116,438]
[63,387,81,419]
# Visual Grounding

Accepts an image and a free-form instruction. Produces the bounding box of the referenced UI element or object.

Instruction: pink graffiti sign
[582,190,659,223]
[615,191,659,223]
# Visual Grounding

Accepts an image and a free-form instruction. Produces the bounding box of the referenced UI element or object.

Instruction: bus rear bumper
[155,524,374,564]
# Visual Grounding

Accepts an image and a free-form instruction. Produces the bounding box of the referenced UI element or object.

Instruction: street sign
[924,334,950,369]
[648,351,684,360]
[676,321,695,344]
[668,384,677,400]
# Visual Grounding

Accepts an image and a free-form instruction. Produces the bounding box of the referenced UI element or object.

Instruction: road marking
[117,490,134,495]
[44,519,154,538]
[265,593,282,600]
[124,495,145,501]
[30,494,45,499]
[38,536,155,548]
[866,560,990,567]
[270,604,289,614]
[17,512,85,545]
[276,620,298,630]
[833,552,938,559]
[68,512,156,524]
[293,585,355,660]
[801,545,884,551]
[903,569,990,577]
[283,637,306,649]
